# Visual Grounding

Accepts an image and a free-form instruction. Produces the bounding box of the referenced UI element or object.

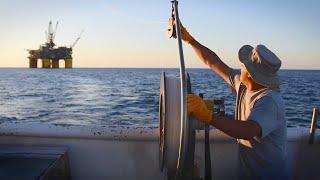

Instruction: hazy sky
[0,0,319,69]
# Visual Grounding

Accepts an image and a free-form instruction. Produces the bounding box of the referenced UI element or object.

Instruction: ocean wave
[0,68,318,128]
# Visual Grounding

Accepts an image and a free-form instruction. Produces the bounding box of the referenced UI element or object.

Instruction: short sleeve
[227,69,241,94]
[248,96,282,138]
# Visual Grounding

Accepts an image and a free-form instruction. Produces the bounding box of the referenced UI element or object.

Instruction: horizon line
[0,67,319,71]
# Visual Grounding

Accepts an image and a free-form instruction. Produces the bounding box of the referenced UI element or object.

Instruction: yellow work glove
[187,94,213,124]
[180,25,194,44]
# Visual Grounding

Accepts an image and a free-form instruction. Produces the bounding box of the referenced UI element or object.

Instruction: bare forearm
[189,39,230,82]
[210,115,261,140]
[189,39,221,67]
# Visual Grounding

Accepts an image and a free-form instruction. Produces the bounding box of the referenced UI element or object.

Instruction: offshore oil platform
[27,21,82,68]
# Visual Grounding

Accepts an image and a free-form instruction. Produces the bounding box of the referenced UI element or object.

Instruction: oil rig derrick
[28,21,83,69]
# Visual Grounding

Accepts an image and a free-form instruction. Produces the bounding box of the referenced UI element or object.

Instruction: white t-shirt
[228,70,288,179]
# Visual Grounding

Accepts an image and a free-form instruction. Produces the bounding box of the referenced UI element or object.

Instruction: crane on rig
[70,30,84,48]
[45,21,59,48]
[27,21,83,69]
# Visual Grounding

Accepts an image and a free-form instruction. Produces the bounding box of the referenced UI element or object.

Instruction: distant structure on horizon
[27,21,83,69]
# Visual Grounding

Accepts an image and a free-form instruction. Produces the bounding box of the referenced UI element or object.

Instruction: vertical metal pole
[309,107,318,144]
[199,94,212,180]
[171,0,193,179]
[172,0,187,119]
[204,125,212,180]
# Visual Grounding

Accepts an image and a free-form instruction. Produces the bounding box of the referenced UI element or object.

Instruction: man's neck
[244,81,267,91]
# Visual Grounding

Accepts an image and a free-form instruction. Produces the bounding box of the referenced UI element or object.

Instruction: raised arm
[181,26,231,83]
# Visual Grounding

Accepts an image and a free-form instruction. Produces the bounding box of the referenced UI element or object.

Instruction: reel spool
[159,72,195,179]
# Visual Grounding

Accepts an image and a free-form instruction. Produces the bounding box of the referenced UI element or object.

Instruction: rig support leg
[51,60,59,68]
[42,59,51,68]
[29,58,37,68]
[65,59,72,68]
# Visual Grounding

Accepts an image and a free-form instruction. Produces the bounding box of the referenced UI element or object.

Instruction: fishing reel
[159,1,226,179]
[159,1,200,179]
[159,72,196,179]
[159,72,225,180]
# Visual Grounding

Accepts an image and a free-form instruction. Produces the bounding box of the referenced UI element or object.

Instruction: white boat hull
[0,123,319,179]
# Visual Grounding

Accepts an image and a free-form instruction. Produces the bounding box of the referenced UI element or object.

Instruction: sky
[0,0,319,69]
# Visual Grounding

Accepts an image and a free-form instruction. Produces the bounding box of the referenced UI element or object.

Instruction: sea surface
[0,68,319,128]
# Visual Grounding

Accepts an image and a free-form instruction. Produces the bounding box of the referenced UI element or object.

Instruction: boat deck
[0,145,70,180]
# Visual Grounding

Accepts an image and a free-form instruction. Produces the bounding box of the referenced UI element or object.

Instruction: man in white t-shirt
[179,26,288,179]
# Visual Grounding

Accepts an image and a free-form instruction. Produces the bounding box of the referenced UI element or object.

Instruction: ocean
[0,68,319,128]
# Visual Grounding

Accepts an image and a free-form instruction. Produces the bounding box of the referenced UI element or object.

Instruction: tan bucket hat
[238,44,282,90]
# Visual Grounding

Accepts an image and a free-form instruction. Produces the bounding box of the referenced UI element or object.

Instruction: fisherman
[180,26,288,179]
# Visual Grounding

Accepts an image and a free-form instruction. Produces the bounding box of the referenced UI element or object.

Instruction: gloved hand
[180,25,194,44]
[187,94,213,124]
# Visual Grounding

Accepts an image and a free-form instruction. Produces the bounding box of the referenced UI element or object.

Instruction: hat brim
[238,45,280,90]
